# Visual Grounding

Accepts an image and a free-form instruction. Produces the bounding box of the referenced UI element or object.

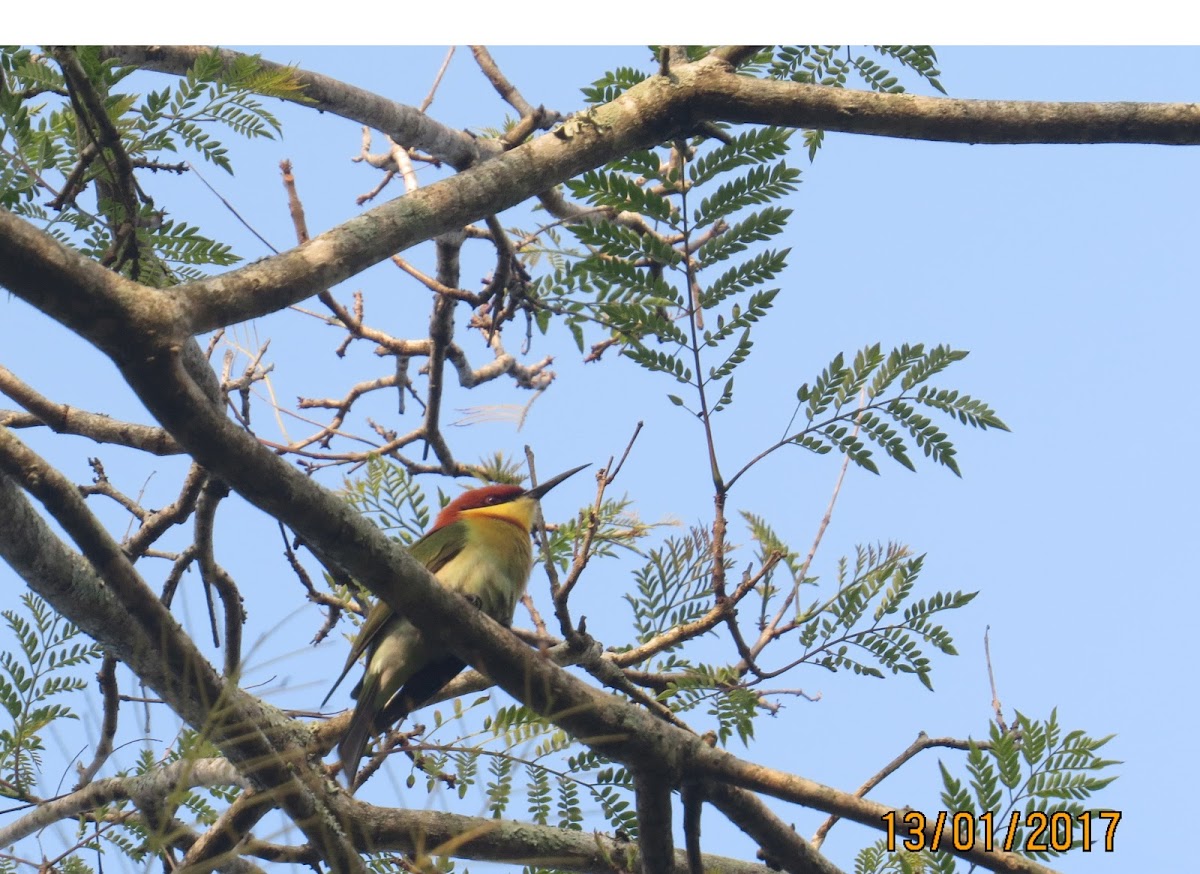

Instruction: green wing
[320,522,467,706]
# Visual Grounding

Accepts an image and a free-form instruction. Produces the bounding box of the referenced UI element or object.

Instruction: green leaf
[565,169,675,223]
[700,248,790,309]
[689,125,793,186]
[692,163,801,228]
[696,206,792,266]
[581,66,648,104]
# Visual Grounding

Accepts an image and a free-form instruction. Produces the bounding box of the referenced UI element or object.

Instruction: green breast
[433,517,534,623]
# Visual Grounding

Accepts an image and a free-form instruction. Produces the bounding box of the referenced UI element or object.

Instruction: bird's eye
[485,494,501,505]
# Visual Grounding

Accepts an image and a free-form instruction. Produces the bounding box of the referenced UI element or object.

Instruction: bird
[323,463,589,784]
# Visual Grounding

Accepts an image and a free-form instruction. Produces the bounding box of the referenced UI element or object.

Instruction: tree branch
[339,795,769,874]
[11,55,1198,343]
[101,46,483,169]
[0,430,367,874]
[0,47,1162,874]
[0,364,181,454]
[695,65,1200,144]
[0,757,246,847]
[811,732,991,849]
[635,768,676,873]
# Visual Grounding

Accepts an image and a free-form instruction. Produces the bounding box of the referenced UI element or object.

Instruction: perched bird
[323,464,588,784]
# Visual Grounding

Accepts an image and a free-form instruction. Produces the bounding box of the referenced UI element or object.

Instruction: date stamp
[881,809,1121,853]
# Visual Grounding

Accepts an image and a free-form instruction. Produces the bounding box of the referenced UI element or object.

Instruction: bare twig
[74,655,120,787]
[546,453,605,637]
[422,234,465,470]
[985,626,1008,734]
[419,47,456,114]
[392,256,481,303]
[278,522,358,646]
[611,555,779,672]
[104,46,484,169]
[80,465,149,522]
[188,161,279,254]
[811,732,995,849]
[519,592,549,639]
[46,141,98,210]
[280,159,310,243]
[0,365,180,455]
[391,137,420,192]
[752,391,866,658]
[469,46,534,117]
[607,420,643,485]
[194,477,245,676]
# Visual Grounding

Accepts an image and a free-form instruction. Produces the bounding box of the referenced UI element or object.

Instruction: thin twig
[419,47,456,114]
[390,138,419,191]
[607,420,643,485]
[811,732,994,849]
[125,463,208,559]
[53,48,142,273]
[421,234,465,470]
[469,46,534,117]
[194,478,245,676]
[752,390,867,658]
[392,256,481,303]
[280,159,309,243]
[985,626,1008,734]
[187,162,278,254]
[74,655,119,787]
[519,593,549,639]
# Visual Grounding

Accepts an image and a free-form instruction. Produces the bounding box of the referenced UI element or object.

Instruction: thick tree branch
[0,381,1060,873]
[8,55,1198,345]
[2,62,689,337]
[707,783,845,874]
[0,209,168,359]
[694,69,1200,144]
[177,788,278,874]
[101,46,483,169]
[701,753,1049,873]
[108,334,1060,872]
[0,48,1167,874]
[635,768,676,873]
[277,794,776,874]
[709,46,767,67]
[0,758,247,847]
[0,431,366,874]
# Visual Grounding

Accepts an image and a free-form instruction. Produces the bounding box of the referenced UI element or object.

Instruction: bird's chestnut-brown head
[431,465,589,533]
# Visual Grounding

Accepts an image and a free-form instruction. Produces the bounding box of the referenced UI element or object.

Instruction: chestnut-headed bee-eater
[323,464,588,784]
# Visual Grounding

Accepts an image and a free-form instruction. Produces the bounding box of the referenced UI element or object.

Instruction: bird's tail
[338,678,379,787]
[374,656,467,731]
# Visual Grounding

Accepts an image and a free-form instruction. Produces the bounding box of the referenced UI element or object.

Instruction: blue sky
[2,46,1194,872]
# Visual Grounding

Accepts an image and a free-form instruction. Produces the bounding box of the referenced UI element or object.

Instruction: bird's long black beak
[525,463,590,500]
